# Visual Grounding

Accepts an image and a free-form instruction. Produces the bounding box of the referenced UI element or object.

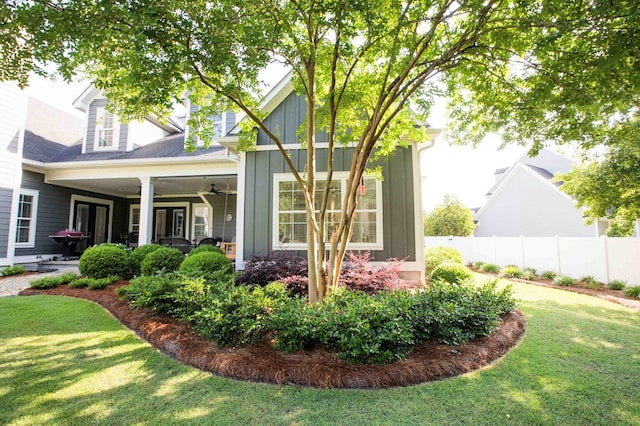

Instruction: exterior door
[154,207,186,240]
[73,200,111,250]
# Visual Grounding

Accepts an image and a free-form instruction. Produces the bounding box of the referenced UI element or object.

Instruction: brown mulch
[19,284,526,389]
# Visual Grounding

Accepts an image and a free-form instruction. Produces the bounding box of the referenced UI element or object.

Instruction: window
[192,204,211,243]
[15,189,38,247]
[94,106,119,149]
[273,173,382,250]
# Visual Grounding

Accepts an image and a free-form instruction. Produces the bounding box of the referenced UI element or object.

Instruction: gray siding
[243,146,416,261]
[16,171,128,256]
[0,188,12,258]
[256,93,327,145]
[86,99,128,152]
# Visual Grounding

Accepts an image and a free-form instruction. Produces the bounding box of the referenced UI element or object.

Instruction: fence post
[601,235,610,284]
[555,235,561,275]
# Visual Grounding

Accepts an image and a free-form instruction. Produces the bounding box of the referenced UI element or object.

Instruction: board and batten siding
[0,82,25,259]
[85,98,128,152]
[256,93,328,145]
[16,171,129,256]
[243,146,416,262]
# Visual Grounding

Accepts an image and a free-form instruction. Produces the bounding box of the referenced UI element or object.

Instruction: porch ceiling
[47,175,238,198]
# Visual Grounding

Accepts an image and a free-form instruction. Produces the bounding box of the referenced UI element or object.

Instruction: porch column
[138,177,156,246]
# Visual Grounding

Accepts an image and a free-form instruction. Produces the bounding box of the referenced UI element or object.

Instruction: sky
[25,72,528,213]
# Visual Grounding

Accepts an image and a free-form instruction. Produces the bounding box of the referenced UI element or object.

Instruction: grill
[49,230,89,260]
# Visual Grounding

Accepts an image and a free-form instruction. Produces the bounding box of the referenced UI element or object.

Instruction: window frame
[272,172,383,251]
[94,106,120,150]
[15,189,39,248]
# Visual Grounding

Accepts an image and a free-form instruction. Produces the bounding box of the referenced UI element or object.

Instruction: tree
[3,0,636,301]
[556,125,640,236]
[424,194,475,237]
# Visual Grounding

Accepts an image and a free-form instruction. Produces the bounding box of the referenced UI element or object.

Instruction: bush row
[76,243,231,280]
[118,274,516,365]
[236,251,409,296]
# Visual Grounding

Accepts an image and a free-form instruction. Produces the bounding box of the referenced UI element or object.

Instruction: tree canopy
[2,0,638,299]
[424,194,475,237]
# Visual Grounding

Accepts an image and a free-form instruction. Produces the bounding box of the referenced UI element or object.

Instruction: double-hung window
[15,189,38,247]
[94,106,119,149]
[273,173,383,250]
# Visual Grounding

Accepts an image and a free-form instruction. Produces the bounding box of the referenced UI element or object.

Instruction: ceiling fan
[208,184,224,195]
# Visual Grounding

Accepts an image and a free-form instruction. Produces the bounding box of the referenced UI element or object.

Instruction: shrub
[553,275,576,287]
[418,279,516,345]
[339,251,404,294]
[607,280,626,290]
[179,251,232,278]
[169,274,234,319]
[479,263,500,273]
[117,273,183,313]
[623,286,640,299]
[79,244,129,279]
[429,262,473,285]
[192,282,290,347]
[29,272,76,289]
[579,276,601,289]
[500,265,522,278]
[130,244,163,276]
[425,246,464,276]
[521,268,537,281]
[29,276,62,289]
[189,244,223,256]
[540,271,557,280]
[1,265,26,276]
[236,252,308,286]
[473,261,485,269]
[140,246,184,276]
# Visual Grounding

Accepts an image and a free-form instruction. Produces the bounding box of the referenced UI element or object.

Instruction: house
[473,148,636,237]
[0,76,439,281]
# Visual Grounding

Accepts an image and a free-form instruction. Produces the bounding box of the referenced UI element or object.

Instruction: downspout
[6,87,29,266]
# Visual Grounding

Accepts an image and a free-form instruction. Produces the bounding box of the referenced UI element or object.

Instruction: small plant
[500,265,522,278]
[553,275,576,287]
[580,276,601,289]
[79,244,129,279]
[29,273,76,289]
[236,252,308,286]
[623,286,640,299]
[339,251,404,294]
[521,268,537,281]
[140,247,184,276]
[29,276,62,289]
[429,262,473,285]
[130,244,164,276]
[478,263,500,273]
[425,246,464,276]
[68,277,92,288]
[179,251,232,277]
[473,261,486,269]
[607,280,626,290]
[1,265,26,276]
[540,271,557,280]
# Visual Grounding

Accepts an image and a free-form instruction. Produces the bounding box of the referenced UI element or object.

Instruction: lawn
[1,277,639,425]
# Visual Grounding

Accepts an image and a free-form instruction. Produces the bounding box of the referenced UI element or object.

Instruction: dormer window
[94,107,119,149]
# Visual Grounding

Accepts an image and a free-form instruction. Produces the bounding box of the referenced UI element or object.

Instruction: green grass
[1,277,639,425]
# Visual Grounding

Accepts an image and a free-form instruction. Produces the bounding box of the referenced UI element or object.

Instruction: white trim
[1,254,63,266]
[69,194,115,243]
[129,201,190,240]
[14,189,39,248]
[191,203,213,243]
[235,152,247,267]
[412,143,426,283]
[93,106,120,151]
[7,86,29,264]
[271,172,383,251]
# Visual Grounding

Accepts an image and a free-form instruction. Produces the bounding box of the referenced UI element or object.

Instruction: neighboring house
[473,148,635,237]
[0,75,439,281]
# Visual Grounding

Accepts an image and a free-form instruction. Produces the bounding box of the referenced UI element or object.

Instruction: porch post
[138,177,156,246]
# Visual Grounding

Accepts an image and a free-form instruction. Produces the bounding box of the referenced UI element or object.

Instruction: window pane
[351,211,377,243]
[356,179,376,210]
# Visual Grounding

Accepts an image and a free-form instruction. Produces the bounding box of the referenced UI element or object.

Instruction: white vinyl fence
[425,236,640,286]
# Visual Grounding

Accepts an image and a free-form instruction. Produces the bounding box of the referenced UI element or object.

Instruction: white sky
[25,73,528,213]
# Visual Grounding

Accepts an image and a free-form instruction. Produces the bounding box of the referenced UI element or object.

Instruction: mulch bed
[20,284,526,389]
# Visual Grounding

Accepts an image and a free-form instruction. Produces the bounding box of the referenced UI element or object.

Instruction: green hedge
[78,244,129,279]
[140,247,184,276]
